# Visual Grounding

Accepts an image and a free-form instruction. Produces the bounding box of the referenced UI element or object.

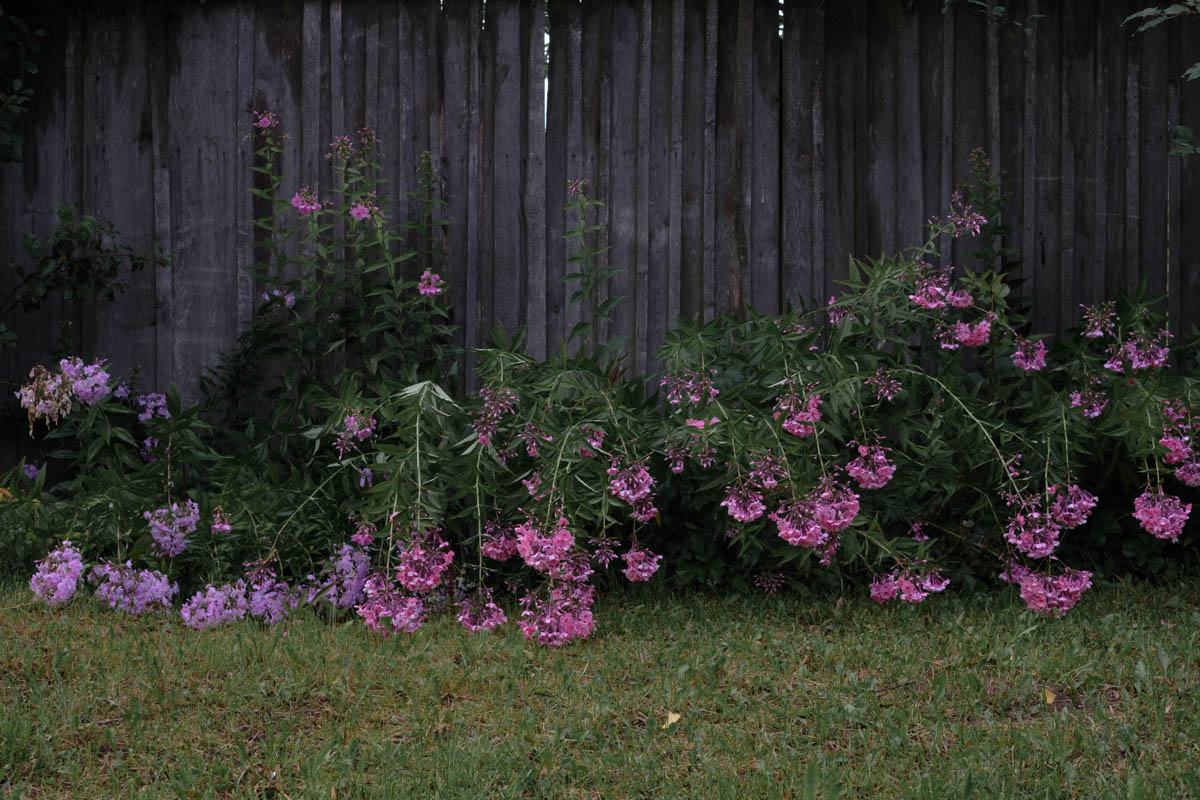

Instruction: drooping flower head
[1011,337,1047,372]
[621,544,662,582]
[1132,488,1191,541]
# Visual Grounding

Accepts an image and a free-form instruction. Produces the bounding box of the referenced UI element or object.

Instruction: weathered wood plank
[646,0,673,371]
[523,0,547,361]
[490,0,523,339]
[678,0,706,320]
[712,0,751,317]
[866,0,898,259]
[750,0,780,314]
[896,2,923,254]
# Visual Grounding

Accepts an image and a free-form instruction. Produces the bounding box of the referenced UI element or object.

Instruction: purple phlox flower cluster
[252,110,280,131]
[1158,402,1200,487]
[1133,487,1191,541]
[1070,384,1109,419]
[356,573,426,635]
[771,479,860,555]
[774,387,822,438]
[290,186,322,216]
[59,357,111,405]
[135,392,170,422]
[607,458,658,521]
[247,569,302,625]
[140,436,159,463]
[350,514,377,547]
[865,367,903,403]
[827,295,855,324]
[262,287,297,308]
[1080,302,1116,339]
[23,463,41,481]
[946,191,988,237]
[870,566,950,604]
[181,581,249,630]
[1002,562,1092,617]
[517,423,553,458]
[588,537,618,567]
[567,178,587,196]
[518,580,596,648]
[1011,337,1047,372]
[211,508,232,534]
[748,451,787,490]
[471,385,518,447]
[911,523,930,542]
[1003,498,1061,559]
[721,483,766,523]
[348,193,381,223]
[1047,483,1097,529]
[113,381,130,399]
[395,532,454,594]
[319,543,372,608]
[418,270,444,296]
[327,134,355,161]
[359,467,374,489]
[846,443,896,490]
[516,516,576,573]
[621,544,662,582]
[1104,329,1170,373]
[661,368,720,407]
[457,587,508,632]
[145,499,200,558]
[943,315,992,350]
[685,416,720,430]
[89,561,177,615]
[754,573,786,596]
[30,541,85,607]
[908,264,952,310]
[334,406,377,458]
[578,427,605,458]
[481,522,519,561]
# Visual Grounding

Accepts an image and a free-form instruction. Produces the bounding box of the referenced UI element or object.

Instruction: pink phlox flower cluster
[517,423,553,457]
[327,134,355,161]
[211,508,232,534]
[356,573,426,635]
[1133,488,1191,541]
[471,385,518,447]
[334,407,377,458]
[827,295,854,323]
[1080,302,1116,339]
[748,451,787,490]
[950,316,992,348]
[135,392,170,422]
[349,195,380,222]
[947,289,974,309]
[770,500,827,548]
[589,537,618,567]
[1104,330,1170,373]
[911,523,930,542]
[870,567,949,604]
[1069,386,1108,419]
[846,443,896,490]
[145,499,200,558]
[607,459,657,521]
[181,581,249,630]
[946,191,987,237]
[359,467,374,488]
[516,518,576,573]
[1158,403,1200,486]
[1013,566,1092,617]
[290,186,322,216]
[578,427,605,458]
[720,483,766,523]
[865,367,903,403]
[418,270,444,296]
[664,445,687,474]
[395,533,454,594]
[774,389,822,438]
[262,287,297,308]
[684,417,720,430]
[1160,436,1192,465]
[518,582,596,648]
[1003,499,1061,558]
[59,357,111,404]
[1011,337,1047,372]
[1176,462,1200,488]
[621,544,661,582]
[754,573,785,596]
[522,471,544,498]
[811,479,860,534]
[350,514,377,547]
[319,543,371,608]
[481,523,519,561]
[30,540,85,607]
[89,561,177,615]
[457,588,507,632]
[661,368,720,406]
[1048,483,1097,529]
[252,110,280,130]
[567,178,587,196]
[909,275,949,310]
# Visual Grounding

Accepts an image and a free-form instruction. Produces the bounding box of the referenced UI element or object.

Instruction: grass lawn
[2,580,1199,798]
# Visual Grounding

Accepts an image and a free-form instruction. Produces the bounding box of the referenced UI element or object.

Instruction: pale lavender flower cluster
[320,544,371,608]
[247,575,302,625]
[89,562,177,614]
[15,358,110,434]
[145,499,200,558]
[59,357,111,405]
[30,540,85,607]
[334,407,377,458]
[180,581,249,630]
[135,392,169,422]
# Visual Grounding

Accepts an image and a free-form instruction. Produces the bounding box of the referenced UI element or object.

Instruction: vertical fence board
[646,0,675,369]
[750,0,780,315]
[523,0,547,361]
[896,3,922,253]
[678,0,706,320]
[867,0,898,259]
[1139,23,1170,304]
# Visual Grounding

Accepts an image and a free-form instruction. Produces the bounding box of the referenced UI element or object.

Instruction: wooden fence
[2,0,1198,403]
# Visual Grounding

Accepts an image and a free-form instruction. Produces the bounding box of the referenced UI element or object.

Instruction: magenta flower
[952,317,991,348]
[481,525,519,561]
[1070,387,1108,419]
[1133,488,1191,541]
[457,588,507,632]
[607,459,655,505]
[720,483,766,523]
[770,501,827,548]
[846,444,896,490]
[211,508,232,534]
[1004,501,1061,559]
[870,573,899,603]
[516,518,575,573]
[660,368,719,406]
[621,545,662,582]
[395,534,454,594]
[1016,568,1092,617]
[1160,436,1192,465]
[356,573,425,635]
[865,367,902,402]
[1176,461,1200,488]
[1048,484,1097,529]
[290,186,322,216]
[1011,337,1047,372]
[1080,302,1115,339]
[946,191,987,237]
[418,270,444,296]
[811,480,860,533]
